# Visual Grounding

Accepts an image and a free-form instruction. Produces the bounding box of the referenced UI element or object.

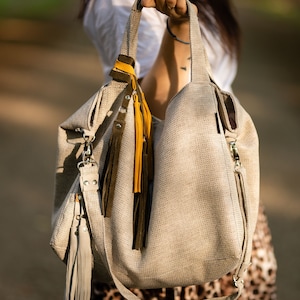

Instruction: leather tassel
[132,89,153,250]
[101,119,125,217]
[103,56,154,249]
[133,192,147,250]
[133,93,144,193]
[133,87,153,191]
[65,194,92,300]
[101,84,131,218]
[132,140,152,250]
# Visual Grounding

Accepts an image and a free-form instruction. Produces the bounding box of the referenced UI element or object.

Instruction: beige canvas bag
[50,1,260,299]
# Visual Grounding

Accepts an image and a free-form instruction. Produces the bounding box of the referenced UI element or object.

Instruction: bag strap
[120,0,212,84]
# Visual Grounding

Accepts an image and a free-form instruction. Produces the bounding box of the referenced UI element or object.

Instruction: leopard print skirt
[91,204,277,300]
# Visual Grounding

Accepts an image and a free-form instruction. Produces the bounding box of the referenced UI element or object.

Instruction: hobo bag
[50,1,260,299]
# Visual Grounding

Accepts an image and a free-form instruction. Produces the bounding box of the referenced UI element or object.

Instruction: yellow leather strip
[114,60,135,76]
[113,58,152,195]
[133,93,143,193]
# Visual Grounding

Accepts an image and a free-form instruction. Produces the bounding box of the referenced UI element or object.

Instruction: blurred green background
[0,0,299,299]
[0,0,72,19]
[0,0,299,19]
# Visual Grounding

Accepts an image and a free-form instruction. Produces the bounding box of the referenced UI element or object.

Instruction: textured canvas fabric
[50,1,259,299]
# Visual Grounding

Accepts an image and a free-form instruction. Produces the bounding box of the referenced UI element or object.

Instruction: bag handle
[120,0,211,83]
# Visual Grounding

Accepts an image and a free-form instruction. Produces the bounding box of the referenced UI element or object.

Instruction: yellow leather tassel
[113,58,150,193]
[133,93,143,193]
[105,57,153,249]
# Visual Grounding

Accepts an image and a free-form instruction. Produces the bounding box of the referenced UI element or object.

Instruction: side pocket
[50,177,80,262]
[230,141,252,284]
[234,166,248,262]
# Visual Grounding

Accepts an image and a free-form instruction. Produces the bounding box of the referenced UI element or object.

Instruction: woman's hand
[141,0,188,21]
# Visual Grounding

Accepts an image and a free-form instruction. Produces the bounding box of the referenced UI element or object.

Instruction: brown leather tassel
[101,86,131,217]
[101,119,126,217]
[132,141,152,250]
[133,192,146,250]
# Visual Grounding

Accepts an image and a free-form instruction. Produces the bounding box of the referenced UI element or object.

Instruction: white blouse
[83,0,238,92]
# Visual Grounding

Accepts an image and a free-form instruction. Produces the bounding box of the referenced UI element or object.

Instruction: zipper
[229,141,251,284]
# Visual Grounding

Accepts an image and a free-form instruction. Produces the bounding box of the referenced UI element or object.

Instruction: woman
[79,0,277,299]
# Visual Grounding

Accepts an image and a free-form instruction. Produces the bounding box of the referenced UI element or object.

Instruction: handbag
[50,1,260,299]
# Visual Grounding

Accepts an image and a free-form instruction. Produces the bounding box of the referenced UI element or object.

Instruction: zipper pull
[229,141,241,168]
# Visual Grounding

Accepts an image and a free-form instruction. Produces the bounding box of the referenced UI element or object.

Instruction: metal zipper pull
[229,141,241,168]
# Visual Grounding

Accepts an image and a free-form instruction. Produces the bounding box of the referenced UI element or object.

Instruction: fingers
[165,0,176,10]
[171,0,188,17]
